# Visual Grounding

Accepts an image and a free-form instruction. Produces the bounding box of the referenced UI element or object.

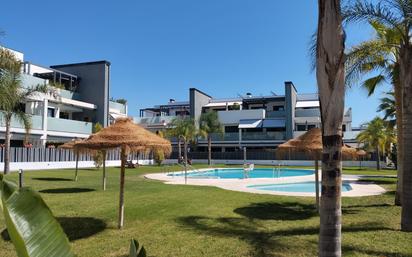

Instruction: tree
[0,48,46,174]
[316,0,346,256]
[356,117,393,170]
[345,18,403,204]
[344,0,412,232]
[198,111,223,165]
[377,92,396,127]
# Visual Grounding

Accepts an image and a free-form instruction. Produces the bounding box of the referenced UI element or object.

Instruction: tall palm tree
[345,18,403,204]
[198,111,223,165]
[316,1,346,256]
[168,117,197,165]
[356,117,391,170]
[344,0,412,232]
[0,48,46,174]
[377,92,396,127]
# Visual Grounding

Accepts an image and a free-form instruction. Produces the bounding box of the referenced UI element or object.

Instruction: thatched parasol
[58,139,87,181]
[276,128,357,211]
[75,118,171,229]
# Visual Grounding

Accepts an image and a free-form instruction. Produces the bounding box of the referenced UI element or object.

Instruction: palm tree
[377,92,396,127]
[0,48,46,174]
[356,117,393,170]
[345,18,403,204]
[316,1,346,256]
[344,0,412,232]
[167,118,197,182]
[198,111,223,165]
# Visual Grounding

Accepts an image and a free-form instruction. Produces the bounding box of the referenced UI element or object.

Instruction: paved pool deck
[144,168,387,197]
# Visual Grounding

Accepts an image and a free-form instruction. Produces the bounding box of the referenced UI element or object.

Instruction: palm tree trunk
[74,152,79,181]
[208,136,212,166]
[376,147,380,171]
[118,147,127,229]
[3,116,11,174]
[184,140,188,184]
[102,150,107,191]
[394,83,403,205]
[315,158,320,213]
[400,44,412,232]
[316,0,345,256]
[178,138,182,163]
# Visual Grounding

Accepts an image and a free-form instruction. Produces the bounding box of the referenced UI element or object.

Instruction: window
[60,112,70,119]
[297,125,306,131]
[307,124,316,130]
[273,106,284,111]
[225,126,238,133]
[342,124,346,131]
[47,108,55,117]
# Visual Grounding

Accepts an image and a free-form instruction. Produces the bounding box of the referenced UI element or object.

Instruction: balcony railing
[0,112,43,130]
[266,110,286,118]
[47,117,92,134]
[242,131,285,141]
[134,116,181,126]
[295,108,320,117]
[110,101,127,114]
[208,132,239,141]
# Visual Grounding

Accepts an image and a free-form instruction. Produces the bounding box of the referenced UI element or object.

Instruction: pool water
[169,168,313,179]
[248,182,353,193]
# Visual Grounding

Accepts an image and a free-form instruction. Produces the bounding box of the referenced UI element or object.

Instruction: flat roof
[51,60,111,68]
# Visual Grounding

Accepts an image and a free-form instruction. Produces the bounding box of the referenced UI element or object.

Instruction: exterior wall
[51,61,111,127]
[285,81,297,139]
[217,109,266,124]
[190,88,212,125]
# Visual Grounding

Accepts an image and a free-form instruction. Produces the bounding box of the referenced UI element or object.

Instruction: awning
[238,119,263,129]
[295,100,319,108]
[262,119,286,128]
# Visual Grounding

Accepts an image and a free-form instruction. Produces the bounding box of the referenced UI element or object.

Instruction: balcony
[266,110,286,118]
[218,109,265,124]
[295,108,320,117]
[0,112,43,130]
[242,131,285,141]
[47,117,92,135]
[109,101,127,114]
[133,116,178,126]
[209,132,239,141]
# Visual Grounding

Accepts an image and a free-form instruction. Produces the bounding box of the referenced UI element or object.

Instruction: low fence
[169,151,376,161]
[0,147,151,163]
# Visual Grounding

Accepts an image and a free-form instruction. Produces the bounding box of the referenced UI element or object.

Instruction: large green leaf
[0,176,75,257]
[129,238,146,257]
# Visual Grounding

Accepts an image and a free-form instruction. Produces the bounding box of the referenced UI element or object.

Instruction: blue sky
[0,0,390,126]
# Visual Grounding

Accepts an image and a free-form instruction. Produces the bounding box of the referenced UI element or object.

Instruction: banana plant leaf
[129,238,146,257]
[0,175,75,257]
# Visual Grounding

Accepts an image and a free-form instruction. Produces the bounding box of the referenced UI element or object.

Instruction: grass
[0,164,410,257]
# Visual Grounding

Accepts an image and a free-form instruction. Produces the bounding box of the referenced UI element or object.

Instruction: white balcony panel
[238,119,263,129]
[294,116,321,123]
[218,109,265,124]
[204,101,242,107]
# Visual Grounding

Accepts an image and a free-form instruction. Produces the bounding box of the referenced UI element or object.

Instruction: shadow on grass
[1,217,106,242]
[32,177,73,182]
[357,178,397,185]
[177,202,394,257]
[343,245,412,257]
[57,217,107,241]
[234,202,317,221]
[39,188,95,194]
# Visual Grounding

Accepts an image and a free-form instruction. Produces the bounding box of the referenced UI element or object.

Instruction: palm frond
[361,75,387,96]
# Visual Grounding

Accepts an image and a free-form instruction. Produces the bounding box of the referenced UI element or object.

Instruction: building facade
[135,82,359,151]
[0,46,127,147]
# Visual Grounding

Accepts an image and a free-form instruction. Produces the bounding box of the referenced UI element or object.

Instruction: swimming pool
[168,168,313,179]
[248,182,353,193]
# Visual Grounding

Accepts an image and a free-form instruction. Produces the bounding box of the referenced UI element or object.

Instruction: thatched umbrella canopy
[58,139,87,181]
[276,128,356,211]
[75,118,171,229]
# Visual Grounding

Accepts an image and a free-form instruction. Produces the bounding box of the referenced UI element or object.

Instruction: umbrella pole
[315,158,320,213]
[75,152,79,182]
[118,147,126,229]
[103,150,107,191]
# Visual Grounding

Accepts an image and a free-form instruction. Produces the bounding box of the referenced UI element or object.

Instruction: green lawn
[0,165,409,257]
